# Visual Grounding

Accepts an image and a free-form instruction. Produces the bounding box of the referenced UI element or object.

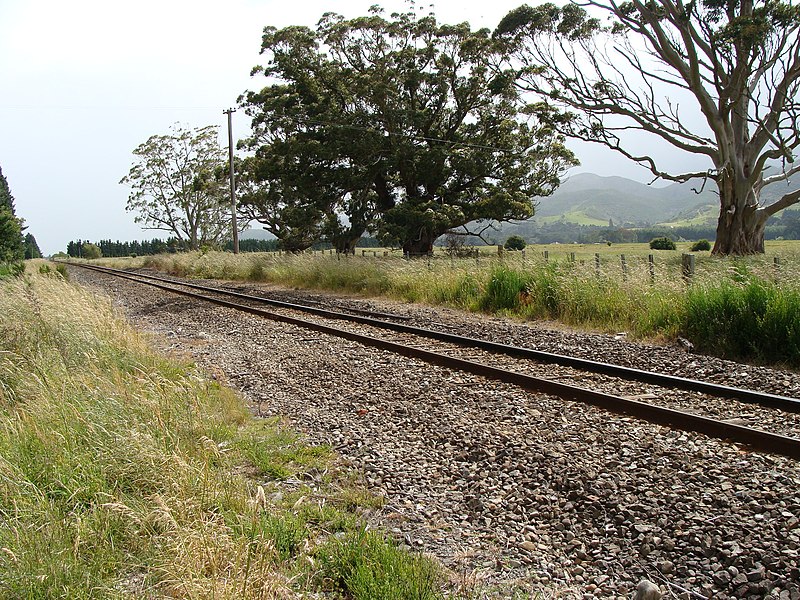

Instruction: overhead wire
[256,112,524,153]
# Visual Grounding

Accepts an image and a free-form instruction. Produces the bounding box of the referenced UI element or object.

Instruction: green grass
[537,211,608,226]
[0,266,450,598]
[316,529,444,600]
[95,242,800,365]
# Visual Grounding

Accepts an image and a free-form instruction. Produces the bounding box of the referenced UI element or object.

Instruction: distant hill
[239,175,800,246]
[532,172,800,228]
[533,173,716,226]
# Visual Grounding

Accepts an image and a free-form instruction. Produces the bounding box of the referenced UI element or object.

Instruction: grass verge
[100,248,800,366]
[0,267,448,598]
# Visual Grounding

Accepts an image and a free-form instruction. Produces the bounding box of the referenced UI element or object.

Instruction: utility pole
[223,108,239,254]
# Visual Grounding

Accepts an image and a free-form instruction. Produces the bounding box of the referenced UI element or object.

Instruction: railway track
[64,261,800,459]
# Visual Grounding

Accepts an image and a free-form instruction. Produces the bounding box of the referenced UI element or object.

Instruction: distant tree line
[67,238,180,258]
[64,234,392,258]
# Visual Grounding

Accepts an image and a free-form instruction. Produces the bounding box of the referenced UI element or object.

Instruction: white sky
[0,0,694,255]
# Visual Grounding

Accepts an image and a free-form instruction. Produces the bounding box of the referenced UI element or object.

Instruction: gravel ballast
[69,266,800,599]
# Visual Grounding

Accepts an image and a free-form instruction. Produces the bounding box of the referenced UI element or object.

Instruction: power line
[263,113,523,153]
[1,104,528,153]
[0,105,221,111]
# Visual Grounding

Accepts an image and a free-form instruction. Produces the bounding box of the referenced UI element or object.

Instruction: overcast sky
[0,0,696,255]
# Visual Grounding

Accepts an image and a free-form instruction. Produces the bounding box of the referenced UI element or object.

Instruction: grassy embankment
[102,242,800,366]
[0,265,448,599]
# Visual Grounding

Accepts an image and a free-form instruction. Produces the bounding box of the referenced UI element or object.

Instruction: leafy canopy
[240,5,577,254]
[121,124,239,250]
[0,166,23,265]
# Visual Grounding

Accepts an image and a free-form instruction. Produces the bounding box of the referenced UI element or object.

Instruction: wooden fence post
[682,253,695,282]
[648,254,655,284]
[595,253,601,277]
[620,254,627,282]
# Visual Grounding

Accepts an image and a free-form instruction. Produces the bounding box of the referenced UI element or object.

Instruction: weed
[316,529,444,600]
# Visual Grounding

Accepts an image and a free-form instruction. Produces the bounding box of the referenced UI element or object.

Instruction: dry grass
[0,266,450,598]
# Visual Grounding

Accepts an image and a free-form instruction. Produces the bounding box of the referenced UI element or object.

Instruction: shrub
[478,267,532,312]
[690,239,712,251]
[649,237,676,250]
[504,235,527,251]
[683,275,800,363]
[81,243,102,259]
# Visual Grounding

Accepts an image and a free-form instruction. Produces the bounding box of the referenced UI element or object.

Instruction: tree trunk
[711,171,768,256]
[712,205,767,255]
[402,233,437,256]
[336,236,362,255]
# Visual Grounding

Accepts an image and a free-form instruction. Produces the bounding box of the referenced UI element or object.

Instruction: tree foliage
[0,208,23,264]
[0,166,24,265]
[81,243,102,260]
[239,6,576,254]
[24,233,42,259]
[121,124,241,250]
[0,166,16,214]
[504,234,527,250]
[649,236,677,250]
[496,0,800,255]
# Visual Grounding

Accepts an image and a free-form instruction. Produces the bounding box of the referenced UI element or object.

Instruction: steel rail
[65,261,800,414]
[64,261,800,459]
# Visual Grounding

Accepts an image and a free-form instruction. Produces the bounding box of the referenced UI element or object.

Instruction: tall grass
[0,268,448,598]
[102,248,800,365]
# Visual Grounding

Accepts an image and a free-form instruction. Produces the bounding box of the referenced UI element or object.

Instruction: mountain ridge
[533,172,718,226]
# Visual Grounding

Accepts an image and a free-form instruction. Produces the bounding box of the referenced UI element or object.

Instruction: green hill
[533,173,717,226]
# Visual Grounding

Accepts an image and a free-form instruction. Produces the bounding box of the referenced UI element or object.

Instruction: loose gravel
[69,266,800,600]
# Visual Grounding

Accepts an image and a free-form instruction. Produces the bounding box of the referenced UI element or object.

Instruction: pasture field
[0,265,447,599]
[98,240,800,365]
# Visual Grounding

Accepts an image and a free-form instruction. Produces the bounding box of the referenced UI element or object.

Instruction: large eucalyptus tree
[240,6,576,254]
[496,0,800,255]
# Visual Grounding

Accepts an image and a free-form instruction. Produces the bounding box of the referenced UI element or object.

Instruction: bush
[478,267,532,312]
[81,243,102,259]
[504,235,527,251]
[649,237,676,250]
[683,276,800,362]
[690,239,712,251]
